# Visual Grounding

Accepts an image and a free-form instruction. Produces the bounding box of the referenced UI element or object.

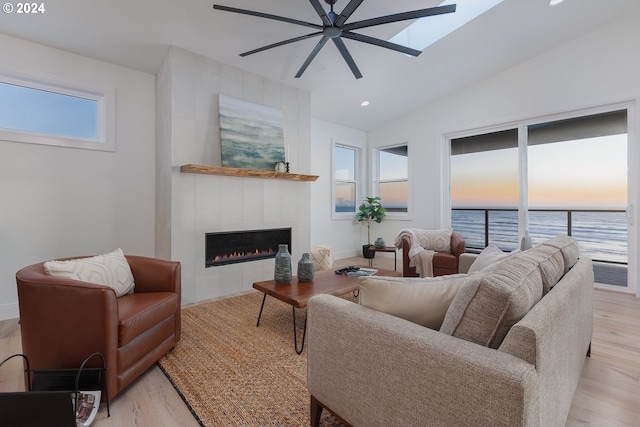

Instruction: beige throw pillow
[44,248,135,297]
[359,274,468,330]
[415,229,452,253]
[467,245,511,274]
[440,254,543,348]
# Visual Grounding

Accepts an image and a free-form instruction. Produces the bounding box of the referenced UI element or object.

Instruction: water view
[452,209,628,264]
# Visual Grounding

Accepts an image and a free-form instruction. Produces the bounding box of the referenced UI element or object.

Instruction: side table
[368,246,397,270]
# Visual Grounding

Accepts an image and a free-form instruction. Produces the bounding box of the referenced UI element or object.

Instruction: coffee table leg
[292,306,308,355]
[256,293,267,327]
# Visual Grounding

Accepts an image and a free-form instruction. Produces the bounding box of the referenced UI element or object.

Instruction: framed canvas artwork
[219,95,285,170]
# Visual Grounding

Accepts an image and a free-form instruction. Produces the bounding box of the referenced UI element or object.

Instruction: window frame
[373,142,411,219]
[331,140,360,220]
[0,70,115,152]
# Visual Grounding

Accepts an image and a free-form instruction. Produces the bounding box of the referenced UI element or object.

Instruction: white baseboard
[333,249,359,260]
[0,302,19,321]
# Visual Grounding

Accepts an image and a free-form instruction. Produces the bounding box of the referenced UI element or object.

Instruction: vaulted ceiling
[1,0,639,130]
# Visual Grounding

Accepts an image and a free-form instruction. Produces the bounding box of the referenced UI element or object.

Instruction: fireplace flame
[210,248,276,265]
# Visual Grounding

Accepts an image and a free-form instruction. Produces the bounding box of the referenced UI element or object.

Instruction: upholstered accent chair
[16,255,181,400]
[402,231,466,276]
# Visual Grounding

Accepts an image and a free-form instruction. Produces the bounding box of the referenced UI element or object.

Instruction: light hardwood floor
[1,256,639,426]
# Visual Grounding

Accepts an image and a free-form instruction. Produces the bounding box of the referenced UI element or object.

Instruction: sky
[390,0,504,52]
[0,81,98,140]
[451,134,628,209]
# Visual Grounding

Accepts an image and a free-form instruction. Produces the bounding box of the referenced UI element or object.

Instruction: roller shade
[451,109,627,155]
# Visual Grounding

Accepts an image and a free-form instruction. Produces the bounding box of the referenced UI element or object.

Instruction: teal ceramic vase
[274,244,292,284]
[297,253,315,282]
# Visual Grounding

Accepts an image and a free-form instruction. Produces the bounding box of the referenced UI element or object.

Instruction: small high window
[0,72,113,151]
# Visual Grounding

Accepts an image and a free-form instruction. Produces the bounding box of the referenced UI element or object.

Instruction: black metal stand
[256,293,267,327]
[292,307,308,355]
[256,294,308,354]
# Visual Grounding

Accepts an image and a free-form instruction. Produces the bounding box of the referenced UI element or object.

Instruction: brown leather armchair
[16,255,181,400]
[402,231,465,276]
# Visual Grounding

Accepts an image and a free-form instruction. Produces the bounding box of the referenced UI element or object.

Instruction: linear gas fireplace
[205,228,292,267]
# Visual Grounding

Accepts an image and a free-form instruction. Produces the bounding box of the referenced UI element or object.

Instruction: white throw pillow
[467,245,514,274]
[359,274,468,330]
[415,229,452,253]
[44,248,135,297]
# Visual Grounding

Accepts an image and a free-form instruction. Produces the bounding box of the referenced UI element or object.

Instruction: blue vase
[374,237,386,248]
[297,253,315,282]
[274,244,292,284]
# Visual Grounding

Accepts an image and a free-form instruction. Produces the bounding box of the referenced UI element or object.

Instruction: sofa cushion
[542,236,579,273]
[117,292,178,347]
[519,244,565,294]
[440,254,543,348]
[359,274,468,329]
[44,248,135,297]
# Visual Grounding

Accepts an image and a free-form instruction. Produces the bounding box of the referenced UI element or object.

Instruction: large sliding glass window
[451,109,629,288]
[526,112,628,286]
[451,129,519,250]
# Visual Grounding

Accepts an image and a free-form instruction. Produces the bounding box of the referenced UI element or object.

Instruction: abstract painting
[219,95,285,170]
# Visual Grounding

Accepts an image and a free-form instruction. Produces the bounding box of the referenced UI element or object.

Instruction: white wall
[157,47,313,305]
[313,12,640,262]
[0,35,156,320]
[367,12,640,290]
[310,119,367,259]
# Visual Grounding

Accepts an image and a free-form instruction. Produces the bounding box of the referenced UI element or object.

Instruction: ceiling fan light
[548,0,565,6]
[360,101,370,107]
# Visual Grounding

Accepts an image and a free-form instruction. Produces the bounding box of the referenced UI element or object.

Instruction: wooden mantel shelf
[180,164,319,182]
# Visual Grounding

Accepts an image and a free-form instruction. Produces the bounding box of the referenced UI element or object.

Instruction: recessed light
[360,101,370,107]
[548,0,565,6]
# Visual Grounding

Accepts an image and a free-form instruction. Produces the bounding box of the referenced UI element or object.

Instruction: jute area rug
[158,291,349,427]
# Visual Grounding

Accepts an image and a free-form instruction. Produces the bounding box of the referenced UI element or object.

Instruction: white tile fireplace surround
[173,173,311,305]
[156,47,313,306]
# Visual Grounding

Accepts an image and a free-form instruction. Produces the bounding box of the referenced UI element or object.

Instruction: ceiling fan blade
[295,36,330,78]
[334,0,364,27]
[214,4,322,30]
[341,31,422,57]
[307,0,332,26]
[240,32,323,57]
[343,4,456,31]
[332,37,363,79]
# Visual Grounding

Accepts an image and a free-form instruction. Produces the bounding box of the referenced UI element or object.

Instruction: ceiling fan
[213,0,456,79]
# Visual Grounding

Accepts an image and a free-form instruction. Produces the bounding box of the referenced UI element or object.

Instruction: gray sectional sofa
[307,236,594,427]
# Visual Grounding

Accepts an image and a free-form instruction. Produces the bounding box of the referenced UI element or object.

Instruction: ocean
[452,209,628,264]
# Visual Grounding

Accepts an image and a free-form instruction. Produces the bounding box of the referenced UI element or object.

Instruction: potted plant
[355,196,386,259]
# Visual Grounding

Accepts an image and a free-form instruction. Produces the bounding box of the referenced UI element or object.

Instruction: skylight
[389,0,504,52]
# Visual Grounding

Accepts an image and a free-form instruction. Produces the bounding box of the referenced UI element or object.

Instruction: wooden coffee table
[253,266,399,354]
